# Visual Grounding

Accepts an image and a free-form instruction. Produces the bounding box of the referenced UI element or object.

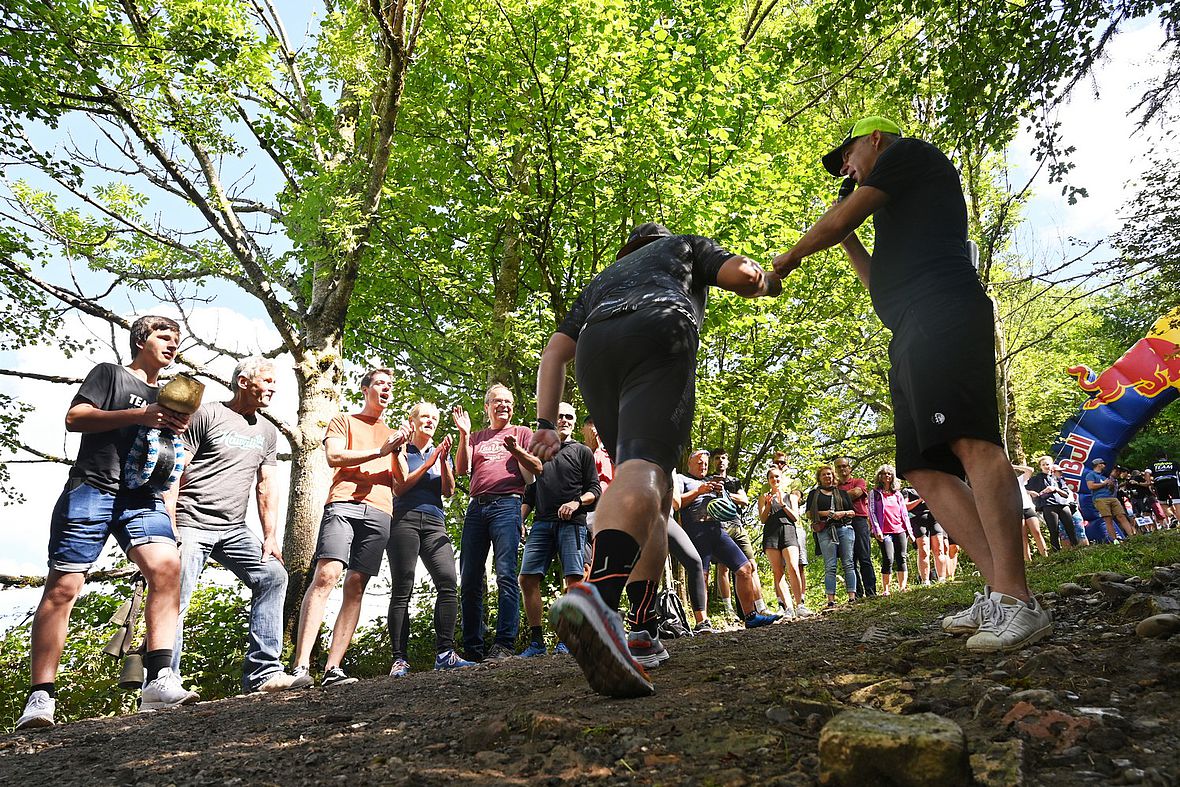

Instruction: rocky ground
[2,534,1179,786]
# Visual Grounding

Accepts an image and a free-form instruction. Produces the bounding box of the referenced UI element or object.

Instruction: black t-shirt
[556,235,732,340]
[1151,459,1176,481]
[862,138,986,330]
[902,487,932,518]
[523,440,600,525]
[1127,472,1153,502]
[1026,472,1070,507]
[68,363,158,495]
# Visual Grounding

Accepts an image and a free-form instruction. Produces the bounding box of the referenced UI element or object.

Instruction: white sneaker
[15,690,55,730]
[966,592,1054,653]
[941,585,990,635]
[255,670,312,692]
[140,668,200,711]
[795,603,816,619]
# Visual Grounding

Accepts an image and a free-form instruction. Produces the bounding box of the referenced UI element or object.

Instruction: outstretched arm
[772,186,888,278]
[715,255,783,298]
[531,332,577,460]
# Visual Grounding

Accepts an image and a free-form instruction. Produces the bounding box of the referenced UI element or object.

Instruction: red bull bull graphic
[1052,308,1180,535]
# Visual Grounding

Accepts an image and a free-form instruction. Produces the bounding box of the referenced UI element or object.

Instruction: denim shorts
[48,480,175,573]
[519,520,588,578]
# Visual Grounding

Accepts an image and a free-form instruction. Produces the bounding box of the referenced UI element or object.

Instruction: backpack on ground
[656,588,693,639]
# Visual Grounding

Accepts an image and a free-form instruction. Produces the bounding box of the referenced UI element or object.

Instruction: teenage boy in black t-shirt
[16,316,199,730]
[773,116,1052,653]
[531,222,783,698]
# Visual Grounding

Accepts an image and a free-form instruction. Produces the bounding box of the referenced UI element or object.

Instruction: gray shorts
[313,501,391,576]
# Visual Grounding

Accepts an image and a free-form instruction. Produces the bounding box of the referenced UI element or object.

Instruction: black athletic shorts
[888,296,1002,478]
[910,513,944,538]
[575,307,698,476]
[1154,478,1179,503]
[762,520,800,551]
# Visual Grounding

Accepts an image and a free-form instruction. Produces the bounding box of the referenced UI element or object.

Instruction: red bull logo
[1068,308,1180,410]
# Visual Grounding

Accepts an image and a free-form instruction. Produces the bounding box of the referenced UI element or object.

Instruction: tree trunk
[488,144,528,393]
[282,344,344,634]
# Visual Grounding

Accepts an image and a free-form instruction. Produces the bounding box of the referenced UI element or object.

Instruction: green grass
[835,529,1180,629]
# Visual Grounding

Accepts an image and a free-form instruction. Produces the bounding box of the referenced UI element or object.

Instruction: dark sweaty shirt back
[1152,459,1177,482]
[68,362,159,495]
[556,235,732,340]
[862,138,986,330]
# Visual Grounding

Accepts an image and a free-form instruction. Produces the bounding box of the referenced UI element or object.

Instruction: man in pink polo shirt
[836,457,877,597]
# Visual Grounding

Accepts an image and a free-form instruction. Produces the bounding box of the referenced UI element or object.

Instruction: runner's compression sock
[624,580,659,636]
[144,649,173,682]
[31,683,56,698]
[529,625,544,646]
[586,530,641,610]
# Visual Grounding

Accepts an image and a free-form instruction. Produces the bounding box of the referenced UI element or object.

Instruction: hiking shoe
[140,668,200,711]
[627,630,670,669]
[321,666,358,687]
[390,659,411,677]
[434,650,475,670]
[694,619,717,635]
[966,592,1054,653]
[255,670,311,692]
[554,642,570,655]
[744,611,782,628]
[942,585,991,635]
[486,644,515,661]
[518,641,547,658]
[795,604,816,619]
[15,690,55,730]
[549,582,654,698]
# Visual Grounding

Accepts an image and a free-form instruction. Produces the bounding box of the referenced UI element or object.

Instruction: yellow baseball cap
[822,116,902,176]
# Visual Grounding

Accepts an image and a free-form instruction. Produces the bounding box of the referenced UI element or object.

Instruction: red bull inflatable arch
[1051,308,1180,536]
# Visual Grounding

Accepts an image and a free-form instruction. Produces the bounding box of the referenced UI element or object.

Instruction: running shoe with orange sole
[550,583,654,698]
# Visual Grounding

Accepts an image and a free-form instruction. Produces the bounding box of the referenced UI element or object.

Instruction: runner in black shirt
[773,116,1052,653]
[531,222,783,697]
[1151,453,1179,525]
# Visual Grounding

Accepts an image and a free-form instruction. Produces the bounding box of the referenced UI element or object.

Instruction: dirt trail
[2,569,1179,785]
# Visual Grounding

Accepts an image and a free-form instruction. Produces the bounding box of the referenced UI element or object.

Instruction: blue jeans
[818,524,857,597]
[173,525,288,692]
[459,496,522,655]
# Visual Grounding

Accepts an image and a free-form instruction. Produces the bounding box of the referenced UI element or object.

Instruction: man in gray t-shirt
[166,357,309,693]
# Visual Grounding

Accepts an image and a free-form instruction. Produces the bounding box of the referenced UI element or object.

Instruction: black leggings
[879,531,909,573]
[667,517,707,613]
[386,510,459,659]
[1040,504,1077,549]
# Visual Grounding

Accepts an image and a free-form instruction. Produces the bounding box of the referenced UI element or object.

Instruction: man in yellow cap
[773,116,1053,653]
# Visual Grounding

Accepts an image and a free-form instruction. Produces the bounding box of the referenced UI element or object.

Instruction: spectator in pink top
[453,383,543,662]
[867,464,917,595]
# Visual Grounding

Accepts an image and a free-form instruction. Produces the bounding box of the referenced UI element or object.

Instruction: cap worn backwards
[821,115,902,177]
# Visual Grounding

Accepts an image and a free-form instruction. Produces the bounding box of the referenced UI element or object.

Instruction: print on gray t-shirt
[175,402,278,529]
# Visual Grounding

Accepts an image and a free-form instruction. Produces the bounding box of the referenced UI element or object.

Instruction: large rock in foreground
[818,708,971,786]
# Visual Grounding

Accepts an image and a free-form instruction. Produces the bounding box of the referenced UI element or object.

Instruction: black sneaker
[694,619,717,635]
[485,644,515,661]
[321,666,358,687]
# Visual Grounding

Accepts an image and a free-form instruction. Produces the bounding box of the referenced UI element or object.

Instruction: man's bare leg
[324,570,370,670]
[293,559,344,668]
[29,571,85,685]
[907,437,1030,601]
